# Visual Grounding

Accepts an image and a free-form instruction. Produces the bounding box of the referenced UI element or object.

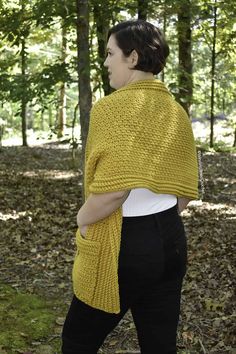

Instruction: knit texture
[72,79,198,313]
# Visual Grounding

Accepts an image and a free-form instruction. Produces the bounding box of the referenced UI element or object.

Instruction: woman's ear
[129,50,139,68]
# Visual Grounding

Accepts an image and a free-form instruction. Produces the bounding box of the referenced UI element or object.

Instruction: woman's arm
[177,197,191,214]
[77,190,130,232]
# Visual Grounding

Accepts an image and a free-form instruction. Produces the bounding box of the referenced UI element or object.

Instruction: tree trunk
[21,36,27,146]
[27,106,33,129]
[57,82,66,138]
[48,106,53,128]
[0,125,4,147]
[40,111,44,131]
[76,0,92,185]
[138,0,149,20]
[161,0,167,82]
[57,23,67,138]
[210,0,217,148]
[177,0,193,116]
[93,2,112,96]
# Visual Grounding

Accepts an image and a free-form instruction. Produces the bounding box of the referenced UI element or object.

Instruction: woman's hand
[76,190,130,239]
[79,224,88,238]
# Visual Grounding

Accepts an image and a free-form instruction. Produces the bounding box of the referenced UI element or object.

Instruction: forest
[0,0,235,353]
[0,0,235,148]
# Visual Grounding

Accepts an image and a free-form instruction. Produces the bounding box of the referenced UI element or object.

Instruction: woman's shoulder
[95,90,127,104]
[92,91,128,113]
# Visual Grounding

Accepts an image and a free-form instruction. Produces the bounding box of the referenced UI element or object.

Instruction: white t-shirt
[122,188,177,217]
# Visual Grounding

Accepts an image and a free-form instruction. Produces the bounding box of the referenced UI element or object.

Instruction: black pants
[62,204,187,354]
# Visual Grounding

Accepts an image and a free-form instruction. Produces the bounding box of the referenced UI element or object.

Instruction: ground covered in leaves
[0,143,235,354]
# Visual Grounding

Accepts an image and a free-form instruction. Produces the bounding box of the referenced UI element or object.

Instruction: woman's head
[104,20,169,89]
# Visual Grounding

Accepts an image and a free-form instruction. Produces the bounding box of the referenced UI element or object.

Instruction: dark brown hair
[107,20,169,75]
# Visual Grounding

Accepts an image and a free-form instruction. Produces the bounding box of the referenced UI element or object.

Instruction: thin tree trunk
[58,23,67,138]
[40,111,44,131]
[77,0,92,198]
[138,0,149,20]
[210,0,217,148]
[93,2,112,96]
[48,106,53,128]
[27,106,33,129]
[233,128,236,147]
[0,125,4,147]
[21,36,27,146]
[58,82,66,137]
[177,0,193,116]
[161,0,167,82]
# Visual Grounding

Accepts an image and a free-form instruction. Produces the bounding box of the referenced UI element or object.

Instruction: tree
[0,0,35,146]
[32,0,76,137]
[57,21,68,138]
[20,0,28,146]
[177,0,193,115]
[138,0,149,20]
[192,0,236,147]
[160,0,168,83]
[92,1,112,96]
[76,0,92,176]
[0,0,235,149]
[209,0,217,147]
[0,0,74,145]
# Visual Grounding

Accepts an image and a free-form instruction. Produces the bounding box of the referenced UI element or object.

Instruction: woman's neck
[127,71,154,85]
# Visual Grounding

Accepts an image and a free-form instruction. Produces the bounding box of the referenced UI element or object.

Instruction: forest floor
[0,143,235,354]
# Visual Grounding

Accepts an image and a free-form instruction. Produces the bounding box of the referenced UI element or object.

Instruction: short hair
[107,20,169,75]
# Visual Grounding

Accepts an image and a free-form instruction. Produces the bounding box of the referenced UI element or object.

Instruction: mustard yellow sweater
[72,79,198,313]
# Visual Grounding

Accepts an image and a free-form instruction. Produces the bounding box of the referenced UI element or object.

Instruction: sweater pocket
[72,228,101,304]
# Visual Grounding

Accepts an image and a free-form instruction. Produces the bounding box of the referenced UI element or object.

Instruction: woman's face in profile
[104,34,135,90]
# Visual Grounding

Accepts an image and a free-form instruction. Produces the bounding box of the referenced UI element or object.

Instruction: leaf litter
[0,144,235,353]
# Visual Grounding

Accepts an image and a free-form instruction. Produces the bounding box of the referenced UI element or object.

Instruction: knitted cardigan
[72,79,198,313]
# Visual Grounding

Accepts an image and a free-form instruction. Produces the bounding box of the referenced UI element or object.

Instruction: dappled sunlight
[192,120,234,146]
[22,169,82,180]
[0,210,32,221]
[214,176,236,184]
[183,200,236,217]
[2,127,81,148]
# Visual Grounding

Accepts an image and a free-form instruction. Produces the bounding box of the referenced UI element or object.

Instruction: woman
[62,20,198,354]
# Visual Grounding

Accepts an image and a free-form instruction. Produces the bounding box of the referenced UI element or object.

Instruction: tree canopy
[0,0,235,148]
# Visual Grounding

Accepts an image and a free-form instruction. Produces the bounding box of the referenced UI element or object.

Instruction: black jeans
[62,204,187,354]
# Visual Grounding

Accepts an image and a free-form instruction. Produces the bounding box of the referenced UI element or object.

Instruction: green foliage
[32,62,73,104]
[0,0,76,138]
[191,0,236,118]
[0,0,235,146]
[195,138,236,153]
[32,0,76,27]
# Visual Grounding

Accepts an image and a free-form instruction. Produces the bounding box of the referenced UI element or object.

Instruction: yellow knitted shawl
[72,79,198,313]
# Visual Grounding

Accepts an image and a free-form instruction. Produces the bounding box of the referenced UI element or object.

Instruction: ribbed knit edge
[90,179,199,200]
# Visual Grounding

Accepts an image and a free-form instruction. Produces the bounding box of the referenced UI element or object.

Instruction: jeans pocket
[161,218,187,279]
[166,231,187,279]
[72,228,101,303]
